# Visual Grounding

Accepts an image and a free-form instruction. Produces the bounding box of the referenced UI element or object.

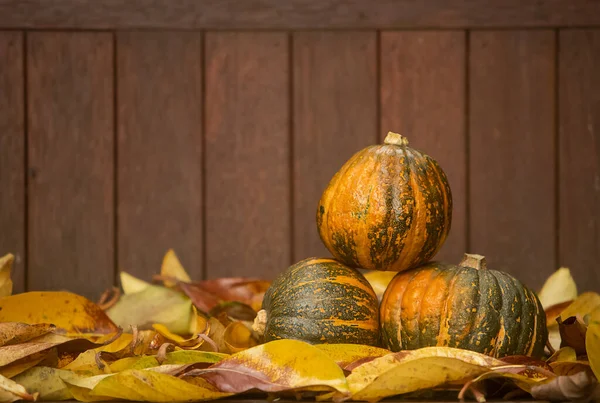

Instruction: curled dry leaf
[530,370,599,401]
[106,284,193,335]
[558,316,588,355]
[0,291,119,335]
[209,302,257,323]
[178,278,270,313]
[346,347,505,402]
[186,339,349,397]
[538,267,578,309]
[0,254,14,298]
[223,322,258,353]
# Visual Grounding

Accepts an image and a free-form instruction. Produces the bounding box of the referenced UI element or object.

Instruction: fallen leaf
[558,316,588,355]
[209,302,257,322]
[223,321,258,353]
[0,254,14,298]
[90,369,232,402]
[0,323,56,347]
[587,322,600,380]
[0,291,119,335]
[315,344,391,370]
[538,267,578,309]
[187,339,350,397]
[152,307,210,349]
[13,367,74,401]
[160,249,192,288]
[0,373,37,402]
[203,318,227,353]
[362,270,396,302]
[106,284,193,335]
[546,300,574,326]
[558,292,600,324]
[346,347,505,402]
[0,350,49,378]
[548,346,577,363]
[179,278,270,313]
[530,370,599,401]
[119,272,151,295]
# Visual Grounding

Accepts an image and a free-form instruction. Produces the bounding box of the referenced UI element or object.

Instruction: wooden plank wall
[0,4,599,300]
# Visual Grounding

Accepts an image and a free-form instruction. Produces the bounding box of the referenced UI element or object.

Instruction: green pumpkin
[253,257,381,346]
[380,254,548,358]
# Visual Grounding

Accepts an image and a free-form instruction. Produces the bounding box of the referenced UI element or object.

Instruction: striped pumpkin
[317,132,452,273]
[380,254,548,358]
[253,257,380,346]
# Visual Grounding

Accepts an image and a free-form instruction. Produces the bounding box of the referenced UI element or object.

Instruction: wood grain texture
[0,0,599,29]
[558,30,600,291]
[293,32,377,262]
[117,32,203,281]
[27,32,113,298]
[205,32,289,279]
[469,31,555,289]
[0,32,25,292]
[380,31,466,264]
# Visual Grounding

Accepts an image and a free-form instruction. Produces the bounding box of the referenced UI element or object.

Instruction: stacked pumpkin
[253,132,548,359]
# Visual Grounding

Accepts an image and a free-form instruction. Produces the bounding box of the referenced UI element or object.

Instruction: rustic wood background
[0,1,599,299]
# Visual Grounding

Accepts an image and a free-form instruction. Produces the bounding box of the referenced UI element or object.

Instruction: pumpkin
[379,254,548,358]
[252,257,380,346]
[317,131,452,273]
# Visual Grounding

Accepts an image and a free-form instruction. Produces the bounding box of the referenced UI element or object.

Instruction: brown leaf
[0,323,56,347]
[178,278,270,313]
[559,315,588,355]
[209,301,257,322]
[0,291,119,335]
[530,370,600,401]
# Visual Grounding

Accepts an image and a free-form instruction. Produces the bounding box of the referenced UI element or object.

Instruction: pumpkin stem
[384,131,409,146]
[252,309,268,337]
[459,253,487,270]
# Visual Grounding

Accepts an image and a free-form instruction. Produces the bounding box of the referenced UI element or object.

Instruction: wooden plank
[27,32,113,298]
[559,30,600,291]
[293,32,377,262]
[117,32,203,281]
[0,32,25,293]
[1,0,599,29]
[469,31,555,290]
[380,31,466,265]
[205,32,289,279]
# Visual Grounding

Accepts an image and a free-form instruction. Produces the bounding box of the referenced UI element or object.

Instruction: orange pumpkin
[317,132,452,272]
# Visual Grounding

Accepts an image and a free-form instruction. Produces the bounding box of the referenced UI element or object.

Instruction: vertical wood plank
[0,32,25,292]
[117,32,203,281]
[27,32,113,298]
[469,31,555,289]
[559,30,600,291]
[205,32,289,279]
[293,32,377,262]
[380,31,466,264]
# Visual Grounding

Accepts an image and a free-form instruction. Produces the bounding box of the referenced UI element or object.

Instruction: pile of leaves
[0,251,598,402]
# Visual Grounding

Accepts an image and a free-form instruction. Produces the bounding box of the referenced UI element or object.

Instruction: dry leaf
[559,292,600,324]
[0,373,37,402]
[0,254,14,298]
[346,347,505,402]
[0,292,119,335]
[315,344,391,370]
[90,369,232,402]
[160,250,192,288]
[209,302,257,322]
[178,278,270,313]
[223,322,258,353]
[538,267,578,309]
[587,322,600,380]
[362,270,396,302]
[13,367,74,401]
[0,323,56,347]
[119,272,151,295]
[186,339,350,397]
[558,316,588,354]
[106,284,193,335]
[530,370,599,401]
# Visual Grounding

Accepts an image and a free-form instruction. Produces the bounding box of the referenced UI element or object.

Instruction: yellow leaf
[223,322,258,353]
[346,347,505,402]
[0,350,48,378]
[12,367,73,401]
[203,317,227,353]
[106,284,193,335]
[152,307,210,349]
[0,254,14,298]
[556,292,600,325]
[161,350,227,365]
[90,369,232,402]
[186,339,349,396]
[0,323,56,347]
[586,322,600,380]
[538,267,578,309]
[316,344,391,369]
[63,333,133,373]
[0,291,119,335]
[120,272,151,295]
[160,249,191,287]
[0,373,37,402]
[548,346,577,363]
[362,270,396,302]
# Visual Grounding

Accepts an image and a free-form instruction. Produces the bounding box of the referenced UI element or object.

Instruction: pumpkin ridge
[415,267,443,349]
[436,266,462,347]
[422,156,452,260]
[462,268,481,350]
[400,149,424,270]
[428,158,452,246]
